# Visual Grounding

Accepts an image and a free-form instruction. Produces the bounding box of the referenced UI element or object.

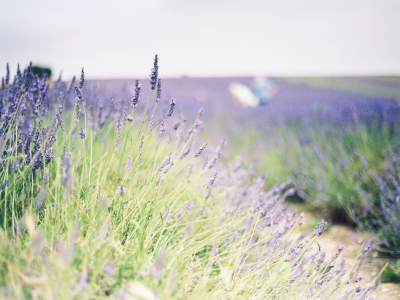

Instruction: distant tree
[27,66,52,79]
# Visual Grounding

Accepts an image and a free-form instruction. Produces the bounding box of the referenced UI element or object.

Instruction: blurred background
[2,1,400,295]
[1,0,400,79]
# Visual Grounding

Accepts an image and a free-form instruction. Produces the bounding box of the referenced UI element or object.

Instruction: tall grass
[0,61,379,299]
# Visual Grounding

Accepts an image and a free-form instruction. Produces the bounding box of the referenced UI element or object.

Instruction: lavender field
[97,76,400,124]
[0,59,399,299]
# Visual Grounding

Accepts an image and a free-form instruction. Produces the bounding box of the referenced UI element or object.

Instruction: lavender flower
[45,148,55,165]
[207,172,218,188]
[79,67,85,89]
[79,127,86,139]
[208,138,227,169]
[159,119,165,136]
[122,106,128,124]
[172,122,180,131]
[126,114,133,122]
[22,108,32,135]
[164,163,172,174]
[74,86,83,101]
[115,120,122,149]
[156,79,161,102]
[194,143,208,157]
[16,63,21,78]
[111,97,117,112]
[166,98,176,117]
[126,155,132,172]
[362,239,375,255]
[200,207,205,216]
[5,63,9,85]
[150,54,158,90]
[315,219,328,236]
[119,184,126,196]
[164,208,170,219]
[138,135,144,151]
[186,165,193,182]
[336,259,346,274]
[234,207,242,218]
[180,141,192,159]
[149,117,154,134]
[332,244,345,261]
[56,113,65,131]
[75,98,80,121]
[202,156,209,169]
[131,80,141,107]
[186,202,195,210]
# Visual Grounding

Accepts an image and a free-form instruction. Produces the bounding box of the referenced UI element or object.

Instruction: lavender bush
[0,59,379,299]
[229,101,400,256]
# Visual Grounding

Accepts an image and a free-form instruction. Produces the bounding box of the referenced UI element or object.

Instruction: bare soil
[294,205,400,300]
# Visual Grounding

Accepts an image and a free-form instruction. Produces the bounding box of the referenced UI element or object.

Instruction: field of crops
[0,58,398,299]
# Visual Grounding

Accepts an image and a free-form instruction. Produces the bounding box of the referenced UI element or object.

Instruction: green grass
[382,260,400,284]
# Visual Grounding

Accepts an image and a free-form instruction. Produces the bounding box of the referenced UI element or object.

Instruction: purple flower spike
[17,64,21,77]
[5,63,10,85]
[207,172,218,188]
[150,54,158,90]
[194,143,208,158]
[79,127,86,139]
[200,207,205,216]
[164,207,170,219]
[315,219,328,236]
[362,239,375,255]
[166,98,176,117]
[131,80,141,107]
[75,86,83,101]
[119,184,126,196]
[156,79,161,102]
[79,68,85,89]
[186,202,195,210]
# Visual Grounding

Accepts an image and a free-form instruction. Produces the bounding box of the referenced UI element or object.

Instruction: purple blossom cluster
[353,146,400,255]
[0,63,64,177]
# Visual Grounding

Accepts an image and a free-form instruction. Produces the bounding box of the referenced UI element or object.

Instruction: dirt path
[320,225,399,299]
[293,204,400,300]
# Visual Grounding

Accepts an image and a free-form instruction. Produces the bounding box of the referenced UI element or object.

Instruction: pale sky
[1,0,400,79]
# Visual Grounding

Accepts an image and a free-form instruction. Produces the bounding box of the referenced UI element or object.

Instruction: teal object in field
[251,77,278,105]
